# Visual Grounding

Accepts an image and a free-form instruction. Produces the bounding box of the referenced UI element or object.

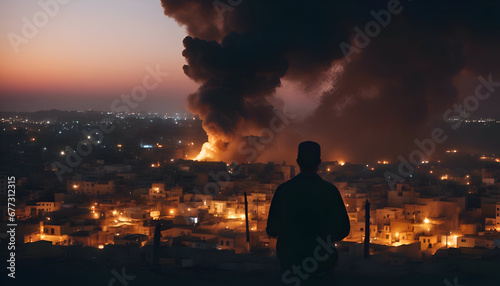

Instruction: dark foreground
[2,256,499,286]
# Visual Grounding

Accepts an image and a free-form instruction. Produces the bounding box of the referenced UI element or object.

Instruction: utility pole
[153,220,161,266]
[244,192,250,253]
[364,199,370,258]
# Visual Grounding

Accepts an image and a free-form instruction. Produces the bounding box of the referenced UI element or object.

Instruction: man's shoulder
[279,173,337,189]
[319,178,339,192]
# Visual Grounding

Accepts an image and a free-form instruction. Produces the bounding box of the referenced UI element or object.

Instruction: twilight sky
[1,1,498,123]
[0,0,199,113]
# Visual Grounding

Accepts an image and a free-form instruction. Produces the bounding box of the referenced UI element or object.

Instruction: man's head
[296,141,321,173]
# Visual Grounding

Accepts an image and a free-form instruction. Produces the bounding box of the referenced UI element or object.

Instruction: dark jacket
[266,172,350,273]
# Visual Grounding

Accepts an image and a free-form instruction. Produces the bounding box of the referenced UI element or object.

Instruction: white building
[458,235,496,249]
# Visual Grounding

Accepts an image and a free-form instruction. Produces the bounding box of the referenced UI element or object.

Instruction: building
[419,235,438,250]
[149,183,166,200]
[387,184,419,207]
[40,221,71,245]
[68,180,115,196]
[457,235,496,249]
[347,221,377,242]
[161,226,194,238]
[375,207,404,230]
[25,202,61,218]
[68,230,115,247]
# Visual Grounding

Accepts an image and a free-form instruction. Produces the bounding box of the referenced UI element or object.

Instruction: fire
[194,142,216,161]
[194,135,219,161]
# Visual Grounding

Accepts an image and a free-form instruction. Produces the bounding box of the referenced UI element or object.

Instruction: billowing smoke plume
[161,0,500,163]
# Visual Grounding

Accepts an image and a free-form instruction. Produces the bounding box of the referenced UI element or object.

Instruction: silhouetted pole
[153,220,161,266]
[244,192,250,253]
[364,199,370,258]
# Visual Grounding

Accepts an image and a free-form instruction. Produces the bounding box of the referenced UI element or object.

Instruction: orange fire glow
[194,135,221,161]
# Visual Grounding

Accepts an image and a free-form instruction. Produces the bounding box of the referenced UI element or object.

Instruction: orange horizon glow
[0,1,197,111]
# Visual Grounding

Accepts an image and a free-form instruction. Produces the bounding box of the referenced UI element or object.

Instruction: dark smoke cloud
[161,0,500,162]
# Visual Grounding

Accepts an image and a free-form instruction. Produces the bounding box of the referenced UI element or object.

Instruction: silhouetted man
[267,141,350,286]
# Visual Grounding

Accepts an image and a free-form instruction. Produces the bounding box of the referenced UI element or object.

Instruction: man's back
[266,172,350,274]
